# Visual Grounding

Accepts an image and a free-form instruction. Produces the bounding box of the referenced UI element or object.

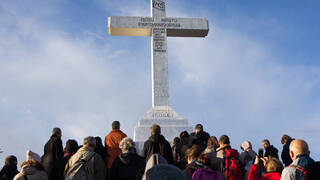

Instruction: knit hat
[146,164,187,180]
[26,150,41,162]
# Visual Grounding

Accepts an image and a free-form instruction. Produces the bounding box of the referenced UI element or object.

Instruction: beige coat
[65,146,106,180]
[14,164,48,180]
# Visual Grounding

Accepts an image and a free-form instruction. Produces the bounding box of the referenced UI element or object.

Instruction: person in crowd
[183,145,203,180]
[189,124,210,151]
[51,139,79,180]
[281,139,314,180]
[239,140,257,179]
[281,134,293,166]
[248,156,283,180]
[94,136,108,163]
[14,150,48,180]
[172,137,184,169]
[216,135,243,180]
[110,137,145,180]
[142,153,167,180]
[105,121,127,170]
[191,153,223,180]
[204,136,220,171]
[64,136,106,180]
[141,124,173,164]
[41,127,63,180]
[0,155,19,180]
[261,139,279,159]
[179,131,190,165]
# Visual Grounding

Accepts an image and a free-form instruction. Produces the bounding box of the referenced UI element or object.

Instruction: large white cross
[108,0,209,108]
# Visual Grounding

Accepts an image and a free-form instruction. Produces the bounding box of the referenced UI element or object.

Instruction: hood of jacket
[118,152,142,165]
[148,134,166,143]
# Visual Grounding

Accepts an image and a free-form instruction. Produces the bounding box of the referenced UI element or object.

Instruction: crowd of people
[0,121,319,180]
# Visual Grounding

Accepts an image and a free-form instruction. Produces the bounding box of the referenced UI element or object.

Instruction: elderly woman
[110,137,146,180]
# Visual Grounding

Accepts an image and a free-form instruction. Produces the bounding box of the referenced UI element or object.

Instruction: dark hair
[266,157,284,173]
[5,155,17,165]
[64,139,79,154]
[281,134,292,144]
[262,139,270,145]
[150,124,161,135]
[207,136,219,148]
[197,153,211,167]
[112,121,120,129]
[95,136,103,147]
[173,137,180,145]
[186,145,202,160]
[180,131,189,139]
[52,127,61,136]
[219,135,230,145]
[195,124,203,131]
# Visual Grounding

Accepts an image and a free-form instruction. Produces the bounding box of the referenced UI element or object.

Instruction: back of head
[219,135,230,146]
[5,155,17,166]
[265,157,283,173]
[65,139,79,154]
[186,145,202,160]
[119,137,135,153]
[195,124,203,133]
[52,127,61,136]
[180,131,189,139]
[83,136,96,148]
[150,124,161,135]
[281,134,292,144]
[146,164,187,180]
[262,139,270,145]
[112,121,120,130]
[26,150,41,163]
[241,141,252,151]
[207,136,219,148]
[173,137,180,145]
[197,153,211,167]
[94,137,103,147]
[290,139,309,156]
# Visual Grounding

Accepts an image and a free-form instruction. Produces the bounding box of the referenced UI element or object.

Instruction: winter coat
[141,134,174,164]
[189,131,210,151]
[281,154,314,180]
[0,164,19,180]
[183,161,205,180]
[13,162,48,180]
[110,152,146,180]
[281,139,293,166]
[239,149,257,179]
[248,164,281,180]
[104,129,127,168]
[50,153,73,180]
[204,145,221,171]
[264,145,279,159]
[64,146,106,180]
[191,167,224,180]
[41,135,63,179]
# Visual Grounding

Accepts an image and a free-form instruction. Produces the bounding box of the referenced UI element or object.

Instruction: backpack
[192,168,223,180]
[223,149,243,180]
[291,161,320,180]
[64,152,95,180]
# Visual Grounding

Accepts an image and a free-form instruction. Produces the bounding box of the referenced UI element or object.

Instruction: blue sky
[0,0,320,165]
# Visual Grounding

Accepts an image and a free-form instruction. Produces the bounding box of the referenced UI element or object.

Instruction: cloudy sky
[1,0,320,165]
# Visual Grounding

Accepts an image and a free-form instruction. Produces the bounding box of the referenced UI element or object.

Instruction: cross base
[134,106,193,143]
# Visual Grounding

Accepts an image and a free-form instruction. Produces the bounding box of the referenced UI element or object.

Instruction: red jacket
[248,164,281,180]
[104,129,127,168]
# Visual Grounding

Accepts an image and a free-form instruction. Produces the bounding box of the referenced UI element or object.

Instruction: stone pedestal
[134,106,192,146]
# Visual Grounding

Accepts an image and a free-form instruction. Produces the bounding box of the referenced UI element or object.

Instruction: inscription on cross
[108,0,209,108]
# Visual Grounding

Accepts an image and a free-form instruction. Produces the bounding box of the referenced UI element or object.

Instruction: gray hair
[83,136,96,147]
[52,127,61,136]
[119,137,135,152]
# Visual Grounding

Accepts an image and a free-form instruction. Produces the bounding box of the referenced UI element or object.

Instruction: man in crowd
[262,139,279,159]
[141,124,173,164]
[189,124,210,151]
[104,121,127,171]
[65,136,106,180]
[281,134,294,166]
[41,127,64,179]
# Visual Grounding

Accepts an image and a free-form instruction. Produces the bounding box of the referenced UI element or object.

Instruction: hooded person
[0,155,19,180]
[141,124,173,164]
[14,150,49,180]
[142,154,168,180]
[110,137,146,180]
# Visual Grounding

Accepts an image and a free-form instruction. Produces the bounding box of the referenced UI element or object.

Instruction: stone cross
[108,0,209,108]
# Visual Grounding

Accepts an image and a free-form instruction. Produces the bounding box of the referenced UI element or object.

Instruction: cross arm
[108,16,209,37]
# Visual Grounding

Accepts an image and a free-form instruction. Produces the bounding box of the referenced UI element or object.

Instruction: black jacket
[110,152,146,180]
[141,134,174,164]
[189,131,210,150]
[0,164,19,180]
[41,135,64,179]
[281,139,293,166]
[264,145,279,159]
